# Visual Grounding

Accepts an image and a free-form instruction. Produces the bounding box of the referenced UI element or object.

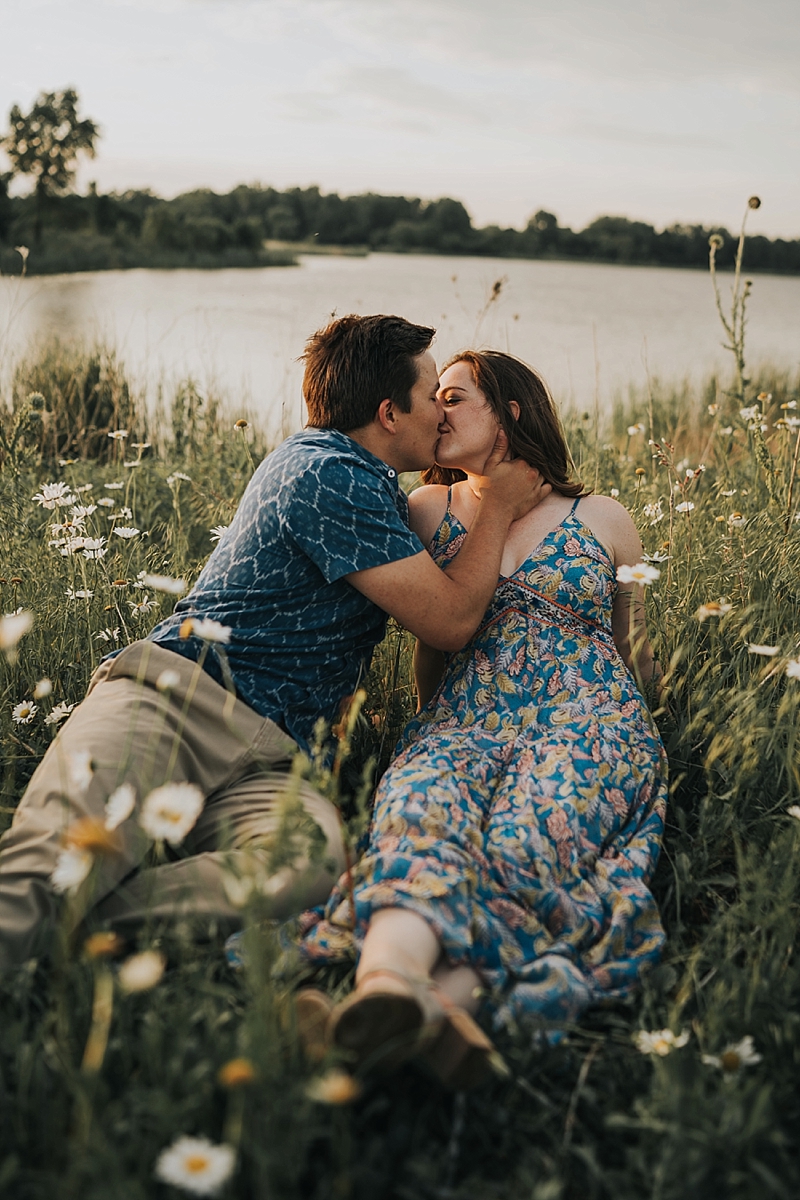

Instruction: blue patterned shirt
[146,429,423,750]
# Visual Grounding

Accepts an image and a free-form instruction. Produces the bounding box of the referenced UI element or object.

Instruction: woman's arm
[579,496,662,694]
[605,502,663,695]
[408,485,449,707]
[414,639,446,711]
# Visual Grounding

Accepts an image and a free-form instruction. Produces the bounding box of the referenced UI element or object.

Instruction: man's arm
[346,439,551,651]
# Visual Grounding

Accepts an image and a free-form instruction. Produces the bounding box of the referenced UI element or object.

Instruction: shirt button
[387,469,396,479]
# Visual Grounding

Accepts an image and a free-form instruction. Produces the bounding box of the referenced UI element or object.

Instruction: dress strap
[569,497,581,516]
[446,485,454,515]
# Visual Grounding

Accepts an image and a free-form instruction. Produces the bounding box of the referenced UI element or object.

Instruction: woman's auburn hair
[422,349,585,498]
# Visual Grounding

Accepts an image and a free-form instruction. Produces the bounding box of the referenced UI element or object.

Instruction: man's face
[392,350,443,472]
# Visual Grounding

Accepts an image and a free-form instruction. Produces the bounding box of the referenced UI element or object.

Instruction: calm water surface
[1,254,798,438]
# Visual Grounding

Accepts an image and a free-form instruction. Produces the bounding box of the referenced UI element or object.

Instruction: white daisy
[675,501,695,514]
[44,701,75,726]
[65,588,93,601]
[140,782,205,845]
[702,1035,761,1074]
[104,481,124,490]
[642,551,670,563]
[32,481,75,509]
[210,525,229,542]
[748,644,779,657]
[107,429,128,440]
[129,596,157,617]
[633,1028,690,1057]
[95,627,121,643]
[12,700,37,724]
[166,472,192,486]
[81,537,107,560]
[154,1135,235,1196]
[113,527,141,539]
[97,497,116,508]
[785,658,800,680]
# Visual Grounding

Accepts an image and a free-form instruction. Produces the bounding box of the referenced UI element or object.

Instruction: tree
[2,88,99,241]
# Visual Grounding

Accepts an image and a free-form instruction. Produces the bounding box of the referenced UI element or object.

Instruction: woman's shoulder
[575,494,640,563]
[408,484,450,545]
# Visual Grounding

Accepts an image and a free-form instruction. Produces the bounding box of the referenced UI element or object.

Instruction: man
[0,314,547,972]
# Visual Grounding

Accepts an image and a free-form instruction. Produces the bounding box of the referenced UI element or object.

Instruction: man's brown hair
[303,314,435,432]
[423,350,584,497]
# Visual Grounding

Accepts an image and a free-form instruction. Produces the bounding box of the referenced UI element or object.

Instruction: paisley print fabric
[294,496,668,1028]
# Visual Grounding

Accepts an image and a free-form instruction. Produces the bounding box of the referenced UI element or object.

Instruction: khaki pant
[0,641,346,972]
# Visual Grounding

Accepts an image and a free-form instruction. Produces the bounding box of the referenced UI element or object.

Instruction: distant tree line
[2,90,799,275]
[2,180,799,276]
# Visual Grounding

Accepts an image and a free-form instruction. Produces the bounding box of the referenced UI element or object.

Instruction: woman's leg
[355,908,440,993]
[431,961,482,1015]
[355,908,483,1016]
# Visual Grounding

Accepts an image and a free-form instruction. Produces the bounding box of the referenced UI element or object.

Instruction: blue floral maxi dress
[295,497,668,1028]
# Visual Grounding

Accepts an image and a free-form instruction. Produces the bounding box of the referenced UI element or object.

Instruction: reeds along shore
[1,337,800,1198]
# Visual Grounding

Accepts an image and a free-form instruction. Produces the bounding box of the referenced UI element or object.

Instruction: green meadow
[1,247,800,1198]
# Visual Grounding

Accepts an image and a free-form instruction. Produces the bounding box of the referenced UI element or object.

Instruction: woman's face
[435,361,500,474]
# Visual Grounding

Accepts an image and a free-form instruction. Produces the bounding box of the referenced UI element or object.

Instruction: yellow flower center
[185,1155,210,1175]
[720,1050,741,1072]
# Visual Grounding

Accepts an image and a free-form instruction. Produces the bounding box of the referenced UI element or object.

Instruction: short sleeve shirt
[147,429,423,750]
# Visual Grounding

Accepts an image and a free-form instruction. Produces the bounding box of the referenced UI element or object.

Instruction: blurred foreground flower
[155,1135,235,1196]
[65,817,119,856]
[179,617,231,644]
[616,563,660,586]
[118,949,166,993]
[748,644,779,657]
[156,669,181,692]
[105,782,136,831]
[633,1028,690,1057]
[0,610,33,659]
[217,1057,256,1088]
[51,847,93,894]
[786,805,800,821]
[85,931,126,959]
[67,750,94,794]
[785,658,800,680]
[140,782,204,844]
[702,1035,761,1074]
[33,678,52,699]
[696,601,733,622]
[306,1068,362,1105]
[141,572,186,594]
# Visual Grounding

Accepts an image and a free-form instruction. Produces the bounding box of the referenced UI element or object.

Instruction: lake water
[1,254,799,439]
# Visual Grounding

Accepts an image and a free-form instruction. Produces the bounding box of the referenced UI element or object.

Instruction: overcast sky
[2,0,799,236]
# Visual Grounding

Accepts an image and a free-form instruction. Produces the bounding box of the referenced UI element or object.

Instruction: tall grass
[2,280,800,1196]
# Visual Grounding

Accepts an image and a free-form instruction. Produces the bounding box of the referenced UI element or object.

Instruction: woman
[294,350,667,1085]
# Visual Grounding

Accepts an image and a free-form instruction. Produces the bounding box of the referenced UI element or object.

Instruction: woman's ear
[508,400,520,421]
